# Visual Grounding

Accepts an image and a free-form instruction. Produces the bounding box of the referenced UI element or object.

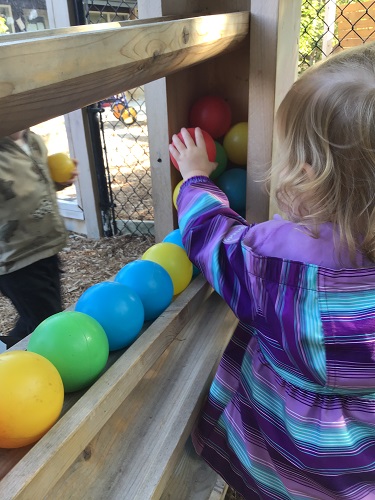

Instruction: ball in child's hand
[47,153,75,183]
[170,128,216,170]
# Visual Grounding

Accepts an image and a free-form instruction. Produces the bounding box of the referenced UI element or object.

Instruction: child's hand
[169,127,217,180]
[55,159,78,190]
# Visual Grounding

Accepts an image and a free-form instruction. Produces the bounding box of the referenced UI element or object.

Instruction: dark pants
[0,255,63,347]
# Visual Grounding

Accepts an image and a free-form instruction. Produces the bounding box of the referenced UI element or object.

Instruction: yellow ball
[47,153,75,183]
[173,180,184,209]
[0,350,64,448]
[223,122,248,166]
[142,242,193,295]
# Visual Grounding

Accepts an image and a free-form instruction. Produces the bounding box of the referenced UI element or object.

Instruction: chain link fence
[300,0,375,72]
[76,0,154,238]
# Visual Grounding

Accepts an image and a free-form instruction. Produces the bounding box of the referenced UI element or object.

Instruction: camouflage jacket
[0,131,67,274]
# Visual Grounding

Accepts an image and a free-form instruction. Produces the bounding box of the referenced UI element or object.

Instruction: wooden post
[139,0,250,241]
[42,0,102,237]
[247,0,301,223]
[0,14,249,136]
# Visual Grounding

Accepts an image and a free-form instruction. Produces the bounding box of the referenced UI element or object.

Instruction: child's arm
[170,128,256,323]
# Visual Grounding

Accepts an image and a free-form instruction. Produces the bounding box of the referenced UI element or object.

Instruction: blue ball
[115,260,173,321]
[163,229,200,278]
[163,229,184,248]
[75,281,144,351]
[215,168,247,212]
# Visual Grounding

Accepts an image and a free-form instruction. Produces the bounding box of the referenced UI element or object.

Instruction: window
[0,4,14,34]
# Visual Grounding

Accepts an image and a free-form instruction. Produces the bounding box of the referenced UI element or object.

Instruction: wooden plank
[339,30,375,40]
[338,27,375,37]
[0,15,178,42]
[337,16,375,30]
[336,0,375,50]
[160,439,228,500]
[247,0,301,222]
[161,438,226,500]
[0,276,212,494]
[269,0,301,217]
[340,38,369,48]
[247,1,278,223]
[42,292,237,499]
[338,1,375,13]
[0,12,250,136]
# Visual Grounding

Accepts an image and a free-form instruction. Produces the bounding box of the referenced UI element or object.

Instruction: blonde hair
[274,42,375,264]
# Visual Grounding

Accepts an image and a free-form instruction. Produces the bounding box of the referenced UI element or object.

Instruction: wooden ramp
[0,277,237,499]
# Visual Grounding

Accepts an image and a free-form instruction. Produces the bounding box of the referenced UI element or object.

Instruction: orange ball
[47,153,75,183]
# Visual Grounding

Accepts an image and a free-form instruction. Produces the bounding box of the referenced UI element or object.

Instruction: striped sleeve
[177,176,257,323]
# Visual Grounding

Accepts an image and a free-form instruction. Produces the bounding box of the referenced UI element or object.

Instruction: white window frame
[44,0,101,238]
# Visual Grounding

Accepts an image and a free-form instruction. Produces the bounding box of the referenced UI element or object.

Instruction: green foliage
[299,0,352,72]
[300,0,325,71]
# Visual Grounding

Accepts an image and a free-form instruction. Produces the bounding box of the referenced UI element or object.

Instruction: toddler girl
[169,42,375,499]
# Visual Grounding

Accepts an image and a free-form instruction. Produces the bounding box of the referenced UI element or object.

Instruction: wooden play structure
[0,1,301,498]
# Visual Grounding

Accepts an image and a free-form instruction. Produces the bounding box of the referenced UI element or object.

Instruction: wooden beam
[246,0,300,223]
[1,15,178,42]
[0,12,249,136]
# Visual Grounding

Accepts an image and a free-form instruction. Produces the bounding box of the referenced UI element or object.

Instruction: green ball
[28,311,109,393]
[210,141,228,180]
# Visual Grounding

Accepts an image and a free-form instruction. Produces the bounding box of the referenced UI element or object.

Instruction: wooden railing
[0,12,249,136]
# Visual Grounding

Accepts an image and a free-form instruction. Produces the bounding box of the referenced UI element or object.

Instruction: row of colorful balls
[0,229,194,449]
[0,93,247,449]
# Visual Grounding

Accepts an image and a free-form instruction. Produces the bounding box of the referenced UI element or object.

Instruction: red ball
[170,128,216,170]
[189,96,232,139]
